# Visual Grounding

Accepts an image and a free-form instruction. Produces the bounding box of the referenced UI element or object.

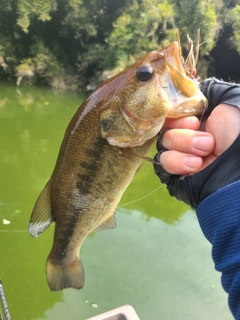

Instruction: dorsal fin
[28,180,53,238]
[93,213,117,232]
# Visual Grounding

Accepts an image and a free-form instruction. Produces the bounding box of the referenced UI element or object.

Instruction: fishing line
[118,184,164,207]
[198,99,207,129]
[199,109,205,126]
[0,230,27,233]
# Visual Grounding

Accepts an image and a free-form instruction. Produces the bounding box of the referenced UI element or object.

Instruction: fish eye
[136,66,154,82]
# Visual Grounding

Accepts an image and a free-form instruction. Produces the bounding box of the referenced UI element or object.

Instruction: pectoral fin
[28,180,53,238]
[93,213,117,232]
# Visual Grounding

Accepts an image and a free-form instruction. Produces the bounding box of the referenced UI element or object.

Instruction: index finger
[162,116,200,131]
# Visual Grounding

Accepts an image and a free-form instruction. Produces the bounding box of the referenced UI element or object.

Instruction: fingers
[158,105,240,176]
[206,104,240,156]
[161,129,215,156]
[158,151,203,175]
[162,116,200,130]
[158,117,215,175]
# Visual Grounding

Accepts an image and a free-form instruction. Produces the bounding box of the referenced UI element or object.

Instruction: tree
[0,0,127,88]
[225,3,240,52]
[171,0,219,55]
[105,0,221,79]
[0,0,240,88]
[105,0,176,72]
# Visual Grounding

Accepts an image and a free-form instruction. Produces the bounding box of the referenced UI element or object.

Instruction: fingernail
[193,136,213,151]
[184,156,202,169]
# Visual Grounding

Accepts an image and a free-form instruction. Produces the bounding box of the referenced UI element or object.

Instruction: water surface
[0,83,232,320]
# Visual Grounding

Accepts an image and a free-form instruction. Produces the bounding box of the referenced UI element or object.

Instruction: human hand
[158,103,240,176]
[158,79,240,320]
[153,78,240,209]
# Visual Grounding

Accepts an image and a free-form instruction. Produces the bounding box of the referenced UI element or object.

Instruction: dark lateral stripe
[76,135,110,195]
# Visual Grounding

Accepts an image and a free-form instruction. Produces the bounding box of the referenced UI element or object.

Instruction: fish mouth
[167,91,208,118]
[161,41,208,116]
[157,72,207,117]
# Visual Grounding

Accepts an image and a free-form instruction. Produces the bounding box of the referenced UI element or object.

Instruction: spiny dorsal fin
[28,180,53,238]
[93,213,117,232]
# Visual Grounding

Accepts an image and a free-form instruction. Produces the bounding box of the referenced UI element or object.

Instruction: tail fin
[46,256,85,291]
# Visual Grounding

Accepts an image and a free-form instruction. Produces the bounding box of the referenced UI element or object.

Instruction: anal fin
[28,180,53,238]
[93,213,117,232]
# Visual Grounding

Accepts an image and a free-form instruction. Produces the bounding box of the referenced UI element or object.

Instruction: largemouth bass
[29,41,207,291]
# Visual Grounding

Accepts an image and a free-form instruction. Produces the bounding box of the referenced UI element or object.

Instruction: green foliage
[225,4,240,52]
[30,39,62,77]
[0,0,13,11]
[63,0,97,42]
[16,0,57,33]
[105,0,221,77]
[0,0,240,88]
[106,0,176,71]
[171,0,219,55]
[0,0,126,88]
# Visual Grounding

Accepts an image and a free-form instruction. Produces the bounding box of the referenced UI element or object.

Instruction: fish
[28,40,208,291]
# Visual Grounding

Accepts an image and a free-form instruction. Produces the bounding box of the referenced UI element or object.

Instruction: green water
[0,83,232,320]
